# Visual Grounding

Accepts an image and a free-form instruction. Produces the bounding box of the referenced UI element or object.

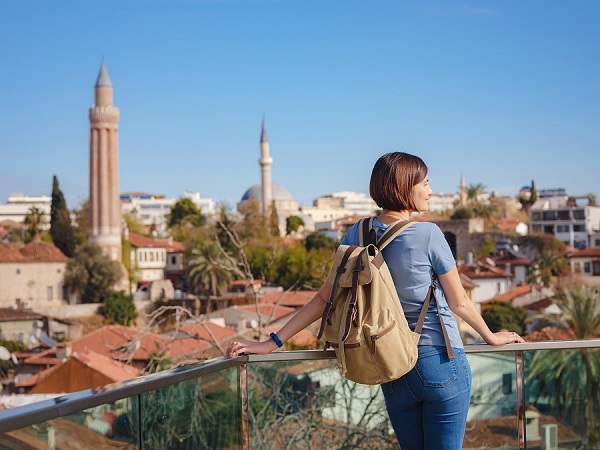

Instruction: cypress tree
[50,175,75,257]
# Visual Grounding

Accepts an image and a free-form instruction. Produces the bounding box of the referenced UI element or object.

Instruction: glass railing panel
[139,365,241,450]
[247,359,398,449]
[463,351,519,449]
[524,347,599,450]
[0,396,138,449]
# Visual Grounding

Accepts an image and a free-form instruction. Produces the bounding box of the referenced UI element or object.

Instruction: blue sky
[1,0,599,210]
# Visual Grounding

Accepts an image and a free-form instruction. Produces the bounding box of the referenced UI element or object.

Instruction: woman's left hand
[488,331,525,346]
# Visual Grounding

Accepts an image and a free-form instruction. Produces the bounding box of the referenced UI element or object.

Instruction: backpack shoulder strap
[377,220,414,250]
[359,217,375,247]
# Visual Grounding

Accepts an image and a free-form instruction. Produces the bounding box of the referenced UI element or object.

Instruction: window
[47,286,53,301]
[171,255,177,265]
[149,252,154,262]
[557,210,570,220]
[543,211,557,221]
[573,225,585,232]
[573,209,586,220]
[595,239,600,247]
[594,261,600,275]
[584,262,591,273]
[574,262,581,273]
[16,268,21,274]
[556,225,569,233]
[531,212,541,221]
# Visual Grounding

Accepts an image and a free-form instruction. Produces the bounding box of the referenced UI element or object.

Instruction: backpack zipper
[368,320,396,355]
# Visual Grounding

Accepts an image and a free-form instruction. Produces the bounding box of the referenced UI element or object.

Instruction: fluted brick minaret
[259,118,273,215]
[88,63,122,262]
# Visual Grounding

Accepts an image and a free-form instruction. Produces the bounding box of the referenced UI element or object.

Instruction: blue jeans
[381,346,472,450]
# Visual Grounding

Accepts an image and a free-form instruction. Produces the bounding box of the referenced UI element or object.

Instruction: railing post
[515,350,526,450]
[240,362,249,450]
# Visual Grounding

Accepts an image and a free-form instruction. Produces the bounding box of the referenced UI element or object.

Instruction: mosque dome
[241,183,294,202]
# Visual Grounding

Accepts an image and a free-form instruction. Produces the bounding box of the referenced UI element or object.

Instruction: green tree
[269,201,280,237]
[49,175,75,257]
[450,207,473,220]
[481,302,527,334]
[168,197,205,228]
[466,183,486,205]
[286,215,305,236]
[73,200,89,247]
[535,251,565,285]
[186,241,233,298]
[100,290,138,326]
[526,286,600,446]
[23,206,45,242]
[587,193,597,207]
[64,243,122,303]
[305,231,338,251]
[215,202,238,256]
[473,202,497,219]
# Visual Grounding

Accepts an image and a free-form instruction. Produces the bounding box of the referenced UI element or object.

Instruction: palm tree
[23,206,45,241]
[466,183,486,206]
[186,241,233,304]
[526,286,600,446]
[535,251,565,285]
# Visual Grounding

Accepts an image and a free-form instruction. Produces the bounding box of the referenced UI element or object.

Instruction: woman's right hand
[227,339,278,358]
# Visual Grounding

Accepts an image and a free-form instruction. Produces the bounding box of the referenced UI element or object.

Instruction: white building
[0,242,69,309]
[121,191,216,237]
[313,191,378,216]
[0,194,51,230]
[429,192,459,213]
[530,196,600,249]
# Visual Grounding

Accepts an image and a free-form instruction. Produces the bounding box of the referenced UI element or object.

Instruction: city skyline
[1,0,599,210]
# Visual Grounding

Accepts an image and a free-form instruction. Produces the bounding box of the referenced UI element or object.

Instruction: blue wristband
[270,332,283,348]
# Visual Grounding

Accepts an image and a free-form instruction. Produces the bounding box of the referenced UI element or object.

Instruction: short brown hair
[369,152,428,211]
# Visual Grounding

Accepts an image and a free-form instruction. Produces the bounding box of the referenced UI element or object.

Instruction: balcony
[1,340,599,449]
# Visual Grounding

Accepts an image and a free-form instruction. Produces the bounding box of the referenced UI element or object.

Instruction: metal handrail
[1,339,599,434]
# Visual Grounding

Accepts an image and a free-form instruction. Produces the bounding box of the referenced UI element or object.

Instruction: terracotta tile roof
[0,308,44,321]
[464,411,581,449]
[524,326,578,341]
[71,324,171,362]
[16,363,62,388]
[484,284,535,303]
[72,348,141,381]
[279,358,336,376]
[458,261,512,279]
[0,242,69,263]
[128,232,186,252]
[568,247,600,258]
[179,321,238,341]
[260,290,316,307]
[23,347,61,366]
[238,304,296,321]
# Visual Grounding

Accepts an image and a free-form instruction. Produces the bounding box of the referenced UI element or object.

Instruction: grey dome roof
[241,183,294,202]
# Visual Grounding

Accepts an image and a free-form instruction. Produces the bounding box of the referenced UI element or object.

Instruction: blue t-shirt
[341,218,463,349]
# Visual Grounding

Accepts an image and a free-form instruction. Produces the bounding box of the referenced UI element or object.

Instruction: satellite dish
[515,222,528,236]
[0,346,10,361]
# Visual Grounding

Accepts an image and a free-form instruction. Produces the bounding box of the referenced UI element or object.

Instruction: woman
[227,152,524,449]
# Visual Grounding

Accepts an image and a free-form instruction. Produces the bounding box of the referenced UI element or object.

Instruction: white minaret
[460,173,467,207]
[259,118,273,215]
[88,63,122,262]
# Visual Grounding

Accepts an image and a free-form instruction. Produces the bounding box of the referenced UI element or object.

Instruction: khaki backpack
[317,218,454,385]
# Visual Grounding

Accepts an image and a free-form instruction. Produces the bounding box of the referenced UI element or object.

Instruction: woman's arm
[227,281,331,357]
[438,266,525,346]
